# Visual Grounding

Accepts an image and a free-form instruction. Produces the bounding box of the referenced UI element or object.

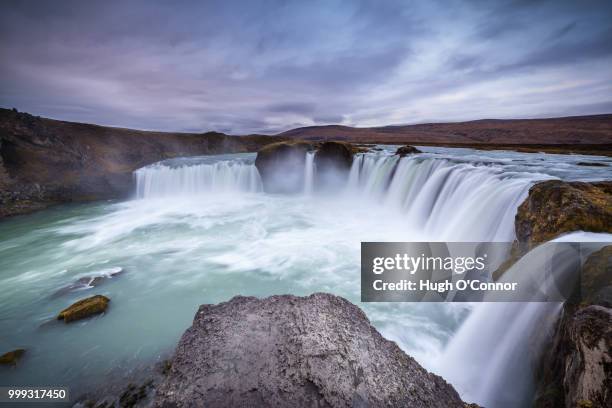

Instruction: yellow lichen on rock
[57,295,110,323]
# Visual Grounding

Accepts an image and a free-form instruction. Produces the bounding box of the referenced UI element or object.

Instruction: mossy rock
[515,180,612,247]
[395,145,422,156]
[57,295,110,323]
[0,349,25,366]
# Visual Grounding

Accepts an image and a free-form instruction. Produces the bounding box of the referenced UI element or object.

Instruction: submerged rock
[0,349,25,367]
[395,145,422,156]
[51,267,123,298]
[154,293,466,408]
[515,180,612,247]
[57,295,110,323]
[254,141,312,193]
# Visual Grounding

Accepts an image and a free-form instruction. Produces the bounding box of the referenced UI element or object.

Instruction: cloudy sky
[1,0,611,134]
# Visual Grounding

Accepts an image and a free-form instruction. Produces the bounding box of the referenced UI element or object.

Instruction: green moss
[0,349,25,366]
[57,295,110,323]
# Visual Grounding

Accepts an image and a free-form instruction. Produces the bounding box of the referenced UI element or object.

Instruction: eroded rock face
[0,108,281,218]
[254,141,312,193]
[57,295,110,323]
[313,141,354,189]
[395,145,422,156]
[535,246,612,408]
[314,141,354,171]
[515,180,612,247]
[564,306,611,408]
[154,293,465,408]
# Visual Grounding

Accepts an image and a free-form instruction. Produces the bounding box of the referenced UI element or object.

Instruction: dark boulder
[154,293,466,408]
[395,145,422,157]
[254,141,312,193]
[57,295,110,323]
[313,141,355,190]
[314,141,354,172]
[515,180,612,248]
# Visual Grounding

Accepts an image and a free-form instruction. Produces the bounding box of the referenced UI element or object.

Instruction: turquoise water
[0,146,610,404]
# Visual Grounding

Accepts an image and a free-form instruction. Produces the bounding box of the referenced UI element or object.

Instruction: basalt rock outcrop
[515,180,612,248]
[254,141,313,193]
[535,305,611,408]
[534,246,612,408]
[0,108,281,218]
[154,293,467,408]
[255,141,356,193]
[395,145,422,156]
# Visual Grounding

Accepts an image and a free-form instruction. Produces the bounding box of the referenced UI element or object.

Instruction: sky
[1,0,611,134]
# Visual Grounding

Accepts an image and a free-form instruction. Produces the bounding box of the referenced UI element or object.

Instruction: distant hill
[279,114,612,146]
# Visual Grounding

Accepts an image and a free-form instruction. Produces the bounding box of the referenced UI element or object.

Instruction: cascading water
[134,159,262,198]
[2,146,609,403]
[303,151,315,194]
[437,232,612,408]
[345,153,542,241]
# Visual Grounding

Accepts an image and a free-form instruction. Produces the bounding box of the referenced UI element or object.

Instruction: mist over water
[0,146,610,405]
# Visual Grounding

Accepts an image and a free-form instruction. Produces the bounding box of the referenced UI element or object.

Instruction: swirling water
[0,146,610,405]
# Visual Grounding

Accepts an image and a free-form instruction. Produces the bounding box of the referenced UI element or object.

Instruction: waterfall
[437,233,612,408]
[134,151,539,241]
[303,151,315,194]
[134,160,262,199]
[345,153,538,241]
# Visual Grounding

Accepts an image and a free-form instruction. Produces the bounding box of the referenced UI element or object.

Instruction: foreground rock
[535,306,611,408]
[57,295,110,323]
[254,141,312,193]
[0,349,25,367]
[515,180,612,247]
[154,293,466,408]
[395,145,422,156]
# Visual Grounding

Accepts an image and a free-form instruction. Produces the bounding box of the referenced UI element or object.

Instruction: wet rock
[313,141,355,189]
[154,293,466,408]
[57,295,110,323]
[535,305,612,408]
[0,349,25,367]
[581,246,612,305]
[314,141,354,171]
[515,180,612,248]
[254,141,313,193]
[576,162,609,167]
[51,267,123,298]
[565,306,611,407]
[395,145,422,156]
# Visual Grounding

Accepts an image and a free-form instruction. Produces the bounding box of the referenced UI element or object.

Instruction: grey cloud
[0,0,611,133]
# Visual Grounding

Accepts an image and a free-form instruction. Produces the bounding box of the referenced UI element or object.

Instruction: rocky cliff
[511,180,612,408]
[154,293,468,408]
[0,108,281,218]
